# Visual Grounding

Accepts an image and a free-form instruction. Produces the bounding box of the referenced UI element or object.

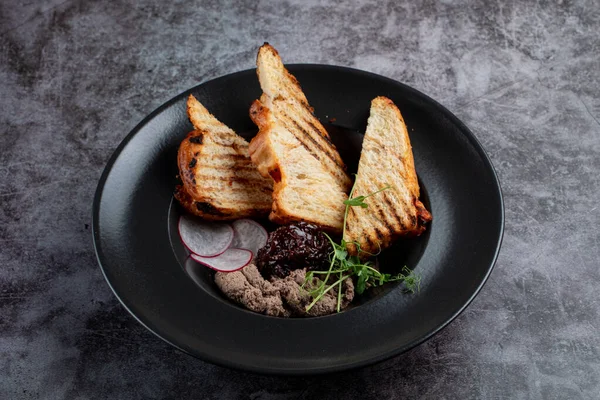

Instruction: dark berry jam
[256,222,331,278]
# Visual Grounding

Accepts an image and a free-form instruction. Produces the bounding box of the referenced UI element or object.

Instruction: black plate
[93,65,504,375]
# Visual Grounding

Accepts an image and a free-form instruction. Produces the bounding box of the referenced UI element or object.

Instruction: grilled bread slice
[248,43,352,232]
[345,96,432,255]
[174,95,273,220]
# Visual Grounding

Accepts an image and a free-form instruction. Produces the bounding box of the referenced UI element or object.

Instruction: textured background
[1,0,599,398]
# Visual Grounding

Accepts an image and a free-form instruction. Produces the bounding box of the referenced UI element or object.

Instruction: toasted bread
[248,43,352,232]
[174,95,273,220]
[345,96,432,255]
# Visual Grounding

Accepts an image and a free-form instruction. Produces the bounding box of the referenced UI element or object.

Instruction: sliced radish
[230,219,268,255]
[178,215,233,257]
[190,248,253,272]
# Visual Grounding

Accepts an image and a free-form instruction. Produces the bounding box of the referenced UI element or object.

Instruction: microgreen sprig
[303,181,421,312]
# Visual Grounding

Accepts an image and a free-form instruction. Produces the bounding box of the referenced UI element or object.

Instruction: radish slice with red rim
[230,219,268,255]
[190,248,253,272]
[178,215,233,257]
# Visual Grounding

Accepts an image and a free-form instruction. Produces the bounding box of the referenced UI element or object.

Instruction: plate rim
[92,63,505,375]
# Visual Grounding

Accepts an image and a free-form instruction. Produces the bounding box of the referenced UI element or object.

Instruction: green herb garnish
[302,182,421,312]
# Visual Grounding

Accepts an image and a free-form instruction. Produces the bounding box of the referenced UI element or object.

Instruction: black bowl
[93,65,504,375]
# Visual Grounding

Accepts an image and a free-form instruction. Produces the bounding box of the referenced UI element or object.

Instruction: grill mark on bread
[205,197,272,205]
[200,163,259,170]
[208,139,249,149]
[306,119,333,142]
[275,100,344,171]
[199,178,269,187]
[305,119,344,168]
[281,75,310,108]
[202,191,272,201]
[194,175,268,185]
[375,203,394,231]
[277,115,322,163]
[381,192,405,228]
[409,214,417,227]
[273,91,312,117]
[373,227,386,244]
[295,94,313,114]
[278,112,345,170]
[370,205,395,244]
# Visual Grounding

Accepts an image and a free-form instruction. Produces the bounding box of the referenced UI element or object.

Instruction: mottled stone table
[1,0,599,398]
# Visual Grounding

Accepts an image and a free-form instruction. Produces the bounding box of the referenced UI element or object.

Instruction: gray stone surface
[1,0,599,398]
